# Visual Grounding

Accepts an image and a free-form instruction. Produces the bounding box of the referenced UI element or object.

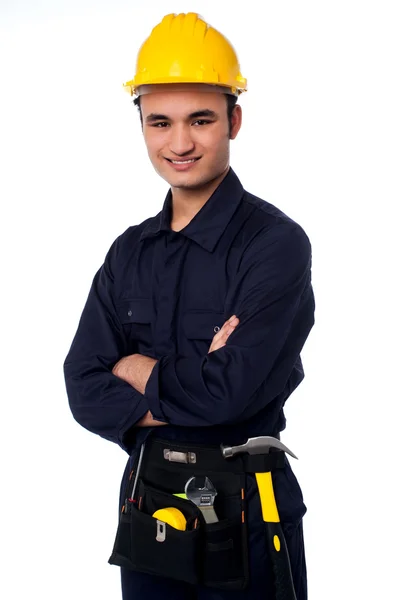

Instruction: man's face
[140,89,241,190]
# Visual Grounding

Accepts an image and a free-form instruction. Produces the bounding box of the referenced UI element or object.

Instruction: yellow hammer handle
[255,472,280,523]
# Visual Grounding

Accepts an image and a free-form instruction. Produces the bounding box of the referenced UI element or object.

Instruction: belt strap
[143,437,285,475]
[241,452,285,472]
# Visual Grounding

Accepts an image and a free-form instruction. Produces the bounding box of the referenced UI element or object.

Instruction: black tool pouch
[201,505,249,590]
[109,478,202,584]
[109,471,249,590]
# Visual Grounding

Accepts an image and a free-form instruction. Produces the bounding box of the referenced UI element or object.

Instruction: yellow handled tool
[152,507,187,531]
[221,436,298,600]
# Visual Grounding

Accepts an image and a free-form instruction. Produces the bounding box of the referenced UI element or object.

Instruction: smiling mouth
[165,157,201,164]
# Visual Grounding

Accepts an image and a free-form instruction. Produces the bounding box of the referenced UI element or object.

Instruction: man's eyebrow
[188,109,218,119]
[145,109,218,123]
[145,113,169,123]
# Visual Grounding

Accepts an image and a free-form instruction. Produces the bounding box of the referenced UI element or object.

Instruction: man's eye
[151,122,169,128]
[192,120,212,126]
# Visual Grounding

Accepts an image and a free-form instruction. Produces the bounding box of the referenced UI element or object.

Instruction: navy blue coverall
[64,168,315,599]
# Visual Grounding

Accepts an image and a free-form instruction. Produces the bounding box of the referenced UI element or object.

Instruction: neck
[170,168,229,231]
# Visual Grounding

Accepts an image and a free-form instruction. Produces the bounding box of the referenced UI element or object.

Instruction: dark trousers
[120,471,307,599]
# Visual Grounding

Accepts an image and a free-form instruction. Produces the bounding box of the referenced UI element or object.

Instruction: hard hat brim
[126,82,245,97]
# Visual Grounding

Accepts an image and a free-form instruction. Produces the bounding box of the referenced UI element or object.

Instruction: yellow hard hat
[124,12,247,97]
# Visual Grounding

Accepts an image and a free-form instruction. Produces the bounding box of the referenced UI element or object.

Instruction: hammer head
[221,436,298,460]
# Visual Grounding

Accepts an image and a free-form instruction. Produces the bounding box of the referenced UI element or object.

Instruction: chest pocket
[117,299,153,352]
[183,311,225,345]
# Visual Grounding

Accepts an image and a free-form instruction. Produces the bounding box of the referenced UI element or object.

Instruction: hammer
[221,436,298,600]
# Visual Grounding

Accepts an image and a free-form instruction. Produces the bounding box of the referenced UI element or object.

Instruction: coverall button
[127,310,132,317]
[214,326,220,333]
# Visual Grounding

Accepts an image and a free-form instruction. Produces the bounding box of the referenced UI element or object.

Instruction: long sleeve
[63,236,149,452]
[145,223,315,427]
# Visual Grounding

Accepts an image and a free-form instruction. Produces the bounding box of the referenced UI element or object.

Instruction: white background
[1,1,398,598]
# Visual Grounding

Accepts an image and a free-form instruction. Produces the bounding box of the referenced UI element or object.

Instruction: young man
[64,12,315,600]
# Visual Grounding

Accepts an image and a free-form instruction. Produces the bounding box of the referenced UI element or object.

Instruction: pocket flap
[183,312,224,340]
[117,299,152,324]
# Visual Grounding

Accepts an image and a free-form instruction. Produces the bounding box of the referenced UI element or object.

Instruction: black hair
[133,93,238,136]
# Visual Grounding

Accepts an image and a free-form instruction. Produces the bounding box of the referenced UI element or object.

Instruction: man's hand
[112,354,167,427]
[112,354,157,395]
[208,315,239,353]
[112,316,239,428]
[134,410,167,427]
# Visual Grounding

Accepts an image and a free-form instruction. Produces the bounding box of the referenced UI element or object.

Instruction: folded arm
[111,316,240,424]
[63,235,152,451]
[63,231,241,448]
[144,223,315,427]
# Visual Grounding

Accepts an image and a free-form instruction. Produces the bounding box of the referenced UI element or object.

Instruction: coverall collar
[139,168,244,252]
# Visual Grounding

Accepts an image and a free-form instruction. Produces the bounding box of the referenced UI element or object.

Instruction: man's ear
[230,104,242,140]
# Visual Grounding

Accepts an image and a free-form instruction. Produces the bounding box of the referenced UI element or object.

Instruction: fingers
[228,315,239,330]
[222,315,239,337]
[208,315,240,353]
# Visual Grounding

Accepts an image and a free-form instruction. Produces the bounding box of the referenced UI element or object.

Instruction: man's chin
[158,171,205,190]
[171,179,205,190]
[157,167,225,192]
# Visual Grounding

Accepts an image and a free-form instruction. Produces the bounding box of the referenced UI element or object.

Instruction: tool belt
[109,437,285,591]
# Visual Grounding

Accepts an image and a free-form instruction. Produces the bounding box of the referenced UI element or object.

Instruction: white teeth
[170,159,196,164]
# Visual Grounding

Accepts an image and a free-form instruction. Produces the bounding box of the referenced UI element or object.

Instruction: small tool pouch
[109,467,250,590]
[109,478,202,584]
[201,492,249,590]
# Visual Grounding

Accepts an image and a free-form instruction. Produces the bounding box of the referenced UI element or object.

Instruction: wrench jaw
[184,476,219,524]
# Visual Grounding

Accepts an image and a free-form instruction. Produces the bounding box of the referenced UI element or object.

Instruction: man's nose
[169,124,195,156]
